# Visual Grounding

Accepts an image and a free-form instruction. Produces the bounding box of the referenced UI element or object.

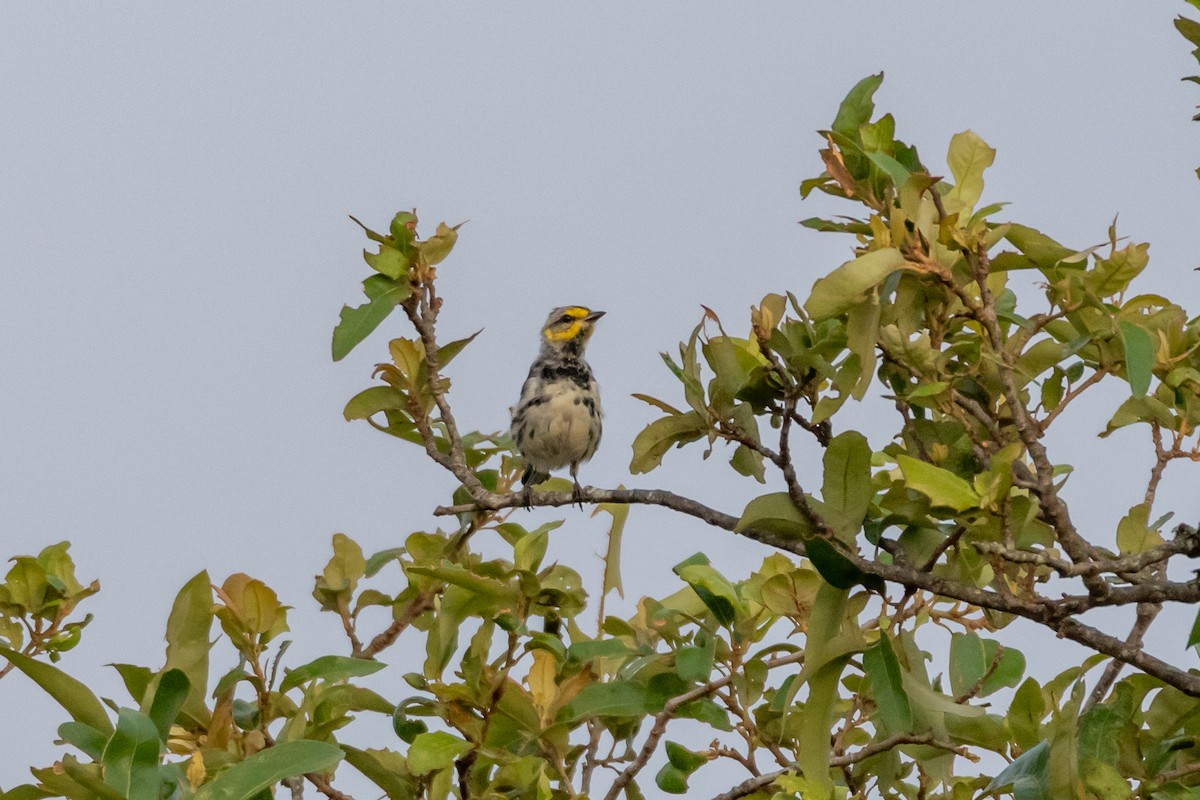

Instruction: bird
[510,306,605,505]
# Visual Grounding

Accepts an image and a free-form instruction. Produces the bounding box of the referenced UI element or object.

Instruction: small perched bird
[510,306,605,504]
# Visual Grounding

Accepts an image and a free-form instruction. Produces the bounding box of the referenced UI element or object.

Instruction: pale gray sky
[2,3,1197,795]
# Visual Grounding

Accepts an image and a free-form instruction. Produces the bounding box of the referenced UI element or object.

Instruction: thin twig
[355,592,436,659]
[603,651,806,800]
[1039,367,1108,432]
[711,732,973,800]
[1085,602,1162,711]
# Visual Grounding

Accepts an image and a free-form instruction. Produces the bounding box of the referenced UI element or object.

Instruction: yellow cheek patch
[544,321,584,341]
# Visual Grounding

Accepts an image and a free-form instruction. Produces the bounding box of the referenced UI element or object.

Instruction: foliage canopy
[5,14,1200,800]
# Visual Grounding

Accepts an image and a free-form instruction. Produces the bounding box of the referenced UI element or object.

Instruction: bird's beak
[585,310,606,322]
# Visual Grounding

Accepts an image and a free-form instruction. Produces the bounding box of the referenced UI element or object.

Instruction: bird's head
[539,305,605,356]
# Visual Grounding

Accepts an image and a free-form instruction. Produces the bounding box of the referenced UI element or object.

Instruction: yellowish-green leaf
[592,501,628,600]
[629,411,708,474]
[363,245,409,280]
[895,455,979,512]
[735,492,816,538]
[805,247,906,321]
[343,386,407,421]
[419,222,461,266]
[845,290,880,399]
[1116,502,1163,554]
[159,571,213,724]
[218,574,287,638]
[630,393,684,416]
[821,431,873,542]
[944,130,996,215]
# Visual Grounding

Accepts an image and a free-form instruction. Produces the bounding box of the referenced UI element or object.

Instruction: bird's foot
[521,484,534,510]
[571,480,586,509]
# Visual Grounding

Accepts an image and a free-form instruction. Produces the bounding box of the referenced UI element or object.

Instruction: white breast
[515,381,601,471]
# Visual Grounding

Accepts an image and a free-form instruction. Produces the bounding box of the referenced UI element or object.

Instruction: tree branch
[395,262,1200,696]
[354,591,436,659]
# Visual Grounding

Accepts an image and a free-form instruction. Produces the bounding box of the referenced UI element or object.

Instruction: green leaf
[1177,15,1200,47]
[795,584,854,794]
[332,276,411,362]
[735,492,816,538]
[101,709,162,800]
[568,638,639,663]
[0,785,56,800]
[0,646,112,735]
[279,655,387,693]
[798,216,871,234]
[832,73,884,139]
[406,563,517,604]
[805,247,907,320]
[392,705,428,744]
[1118,321,1153,398]
[437,329,482,367]
[593,502,628,601]
[865,150,911,186]
[665,741,707,773]
[654,764,689,794]
[863,634,913,733]
[1188,608,1200,651]
[562,680,651,721]
[54,756,128,800]
[987,741,1050,800]
[110,663,154,705]
[630,393,684,415]
[159,570,213,724]
[389,211,418,241]
[949,633,1025,699]
[343,385,408,421]
[147,669,190,743]
[1003,224,1075,269]
[341,746,415,800]
[193,741,344,800]
[821,431,873,540]
[1087,243,1149,297]
[944,130,996,214]
[363,245,410,280]
[1077,705,1128,772]
[729,443,766,482]
[629,411,708,474]
[406,732,473,776]
[56,721,107,761]
[673,562,743,626]
[895,455,979,512]
[1008,678,1047,750]
[675,644,715,683]
[4,558,48,613]
[806,538,876,591]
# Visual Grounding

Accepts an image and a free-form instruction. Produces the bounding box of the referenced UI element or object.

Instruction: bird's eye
[560,314,573,324]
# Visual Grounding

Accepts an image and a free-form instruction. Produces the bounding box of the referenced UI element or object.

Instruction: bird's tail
[521,464,550,488]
